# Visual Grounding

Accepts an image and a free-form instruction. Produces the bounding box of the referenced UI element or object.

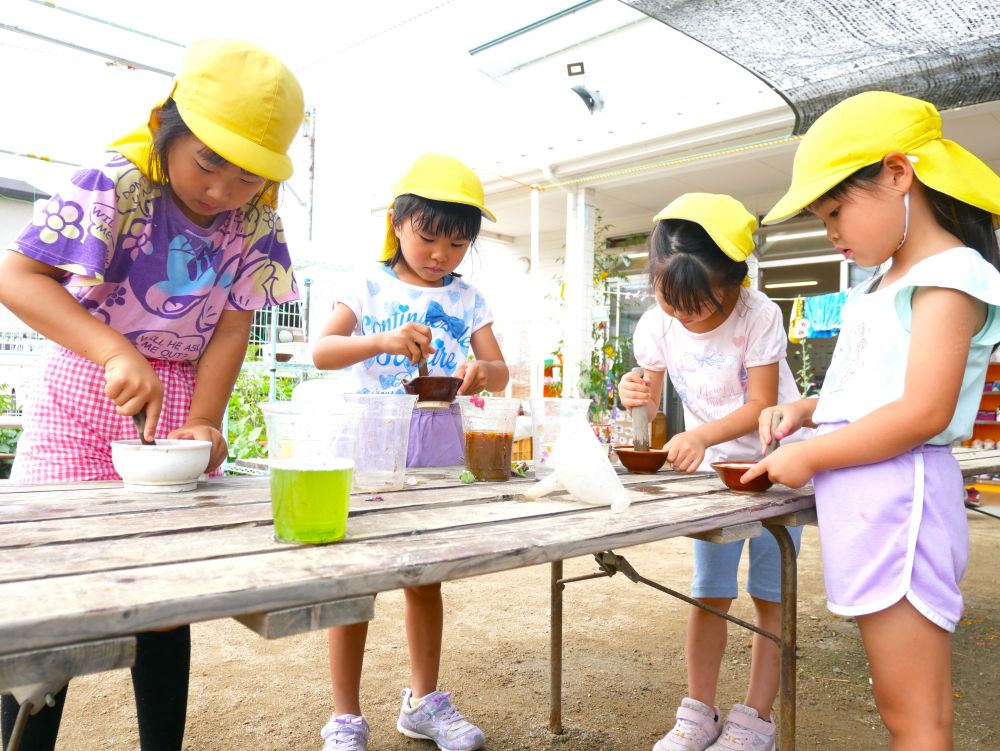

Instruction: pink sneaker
[653,698,722,751]
[708,704,775,751]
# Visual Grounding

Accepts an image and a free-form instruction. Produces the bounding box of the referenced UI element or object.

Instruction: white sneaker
[653,698,723,751]
[396,688,485,751]
[707,704,775,751]
[321,713,369,751]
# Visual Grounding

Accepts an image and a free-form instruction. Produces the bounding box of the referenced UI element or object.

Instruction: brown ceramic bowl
[402,376,463,403]
[710,461,773,493]
[614,445,669,474]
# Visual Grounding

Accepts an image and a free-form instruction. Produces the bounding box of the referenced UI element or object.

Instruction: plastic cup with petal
[457,396,520,482]
[529,397,592,478]
[343,393,418,491]
[260,401,362,544]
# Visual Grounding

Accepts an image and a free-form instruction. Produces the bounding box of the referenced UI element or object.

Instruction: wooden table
[1,449,997,749]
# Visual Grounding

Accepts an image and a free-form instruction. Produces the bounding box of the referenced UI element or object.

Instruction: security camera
[570,84,604,114]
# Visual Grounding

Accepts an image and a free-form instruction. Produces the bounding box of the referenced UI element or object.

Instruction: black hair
[648,218,749,315]
[148,98,274,207]
[822,161,1000,269]
[384,194,483,272]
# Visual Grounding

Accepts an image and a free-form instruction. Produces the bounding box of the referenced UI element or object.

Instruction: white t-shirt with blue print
[337,265,494,393]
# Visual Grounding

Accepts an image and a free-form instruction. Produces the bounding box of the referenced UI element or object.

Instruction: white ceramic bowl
[111,439,212,493]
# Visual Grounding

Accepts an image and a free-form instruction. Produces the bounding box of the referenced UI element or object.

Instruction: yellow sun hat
[111,38,304,186]
[381,153,497,262]
[764,91,1000,224]
[653,192,757,262]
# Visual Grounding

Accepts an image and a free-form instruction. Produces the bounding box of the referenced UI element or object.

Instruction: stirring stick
[763,411,782,457]
[631,366,650,452]
[133,408,155,446]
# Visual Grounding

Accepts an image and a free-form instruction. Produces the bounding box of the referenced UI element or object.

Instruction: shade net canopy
[620,0,1000,133]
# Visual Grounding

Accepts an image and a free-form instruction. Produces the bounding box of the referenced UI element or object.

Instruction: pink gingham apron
[11,346,221,483]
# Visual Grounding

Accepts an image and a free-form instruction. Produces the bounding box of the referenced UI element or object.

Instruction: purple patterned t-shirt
[10,152,298,361]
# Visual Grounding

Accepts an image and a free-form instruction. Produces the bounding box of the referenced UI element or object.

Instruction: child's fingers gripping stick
[759,409,783,455]
[617,369,649,407]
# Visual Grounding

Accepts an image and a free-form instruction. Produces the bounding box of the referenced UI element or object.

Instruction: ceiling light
[764,280,819,289]
[765,229,828,243]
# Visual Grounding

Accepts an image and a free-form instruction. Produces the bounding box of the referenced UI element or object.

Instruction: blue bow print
[425,300,467,339]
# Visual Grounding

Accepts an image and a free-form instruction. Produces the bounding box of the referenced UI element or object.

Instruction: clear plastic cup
[529,397,592,478]
[343,393,418,491]
[457,396,520,482]
[260,402,362,544]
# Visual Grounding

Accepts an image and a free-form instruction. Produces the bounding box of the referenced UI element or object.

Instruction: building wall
[0,195,36,248]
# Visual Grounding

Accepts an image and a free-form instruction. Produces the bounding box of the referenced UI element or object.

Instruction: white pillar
[529,186,542,399]
[561,187,596,399]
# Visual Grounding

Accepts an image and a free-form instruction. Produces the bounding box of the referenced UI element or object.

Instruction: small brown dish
[710,461,773,493]
[614,445,669,474]
[402,376,463,403]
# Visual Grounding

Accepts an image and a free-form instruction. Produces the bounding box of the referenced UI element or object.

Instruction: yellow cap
[765,91,1000,224]
[382,153,496,262]
[653,193,757,262]
[110,38,304,187]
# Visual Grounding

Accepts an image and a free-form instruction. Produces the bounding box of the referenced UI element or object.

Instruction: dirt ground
[56,506,1000,750]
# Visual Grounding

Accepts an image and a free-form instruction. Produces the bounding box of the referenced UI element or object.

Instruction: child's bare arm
[665,362,778,472]
[745,286,980,487]
[0,249,163,434]
[312,303,433,370]
[458,323,508,394]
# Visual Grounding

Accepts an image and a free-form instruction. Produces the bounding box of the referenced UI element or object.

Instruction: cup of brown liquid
[457,396,521,481]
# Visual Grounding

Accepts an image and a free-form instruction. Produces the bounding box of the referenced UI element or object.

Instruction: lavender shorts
[406,402,465,468]
[813,422,968,631]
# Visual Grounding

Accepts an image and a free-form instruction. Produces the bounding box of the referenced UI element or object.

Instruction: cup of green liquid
[260,402,362,544]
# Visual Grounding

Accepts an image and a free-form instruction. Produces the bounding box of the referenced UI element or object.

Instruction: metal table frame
[548,510,813,751]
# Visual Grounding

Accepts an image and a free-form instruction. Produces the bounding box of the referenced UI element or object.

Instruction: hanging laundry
[802,291,847,338]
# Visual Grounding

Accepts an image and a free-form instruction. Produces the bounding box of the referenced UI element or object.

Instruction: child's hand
[618,369,650,408]
[663,430,707,473]
[169,419,227,471]
[103,348,163,437]
[741,442,815,489]
[381,322,434,365]
[758,402,808,454]
[455,360,487,395]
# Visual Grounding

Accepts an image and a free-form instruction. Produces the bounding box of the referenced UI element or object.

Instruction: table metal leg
[765,523,797,751]
[549,560,564,734]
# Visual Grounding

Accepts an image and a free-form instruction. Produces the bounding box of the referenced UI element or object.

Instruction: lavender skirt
[406,402,465,468]
[813,422,967,631]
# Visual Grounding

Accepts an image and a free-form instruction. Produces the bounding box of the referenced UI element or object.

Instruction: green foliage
[576,213,635,422]
[226,365,296,461]
[0,384,21,479]
[794,340,816,397]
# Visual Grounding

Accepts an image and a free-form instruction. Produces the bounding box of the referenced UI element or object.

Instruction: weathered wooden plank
[0,474,512,522]
[0,487,814,655]
[0,465,701,509]
[0,637,135,692]
[0,485,528,547]
[0,473,729,549]
[766,507,819,528]
[956,456,1000,478]
[0,498,584,583]
[235,595,375,639]
[689,521,762,544]
[0,475,735,582]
